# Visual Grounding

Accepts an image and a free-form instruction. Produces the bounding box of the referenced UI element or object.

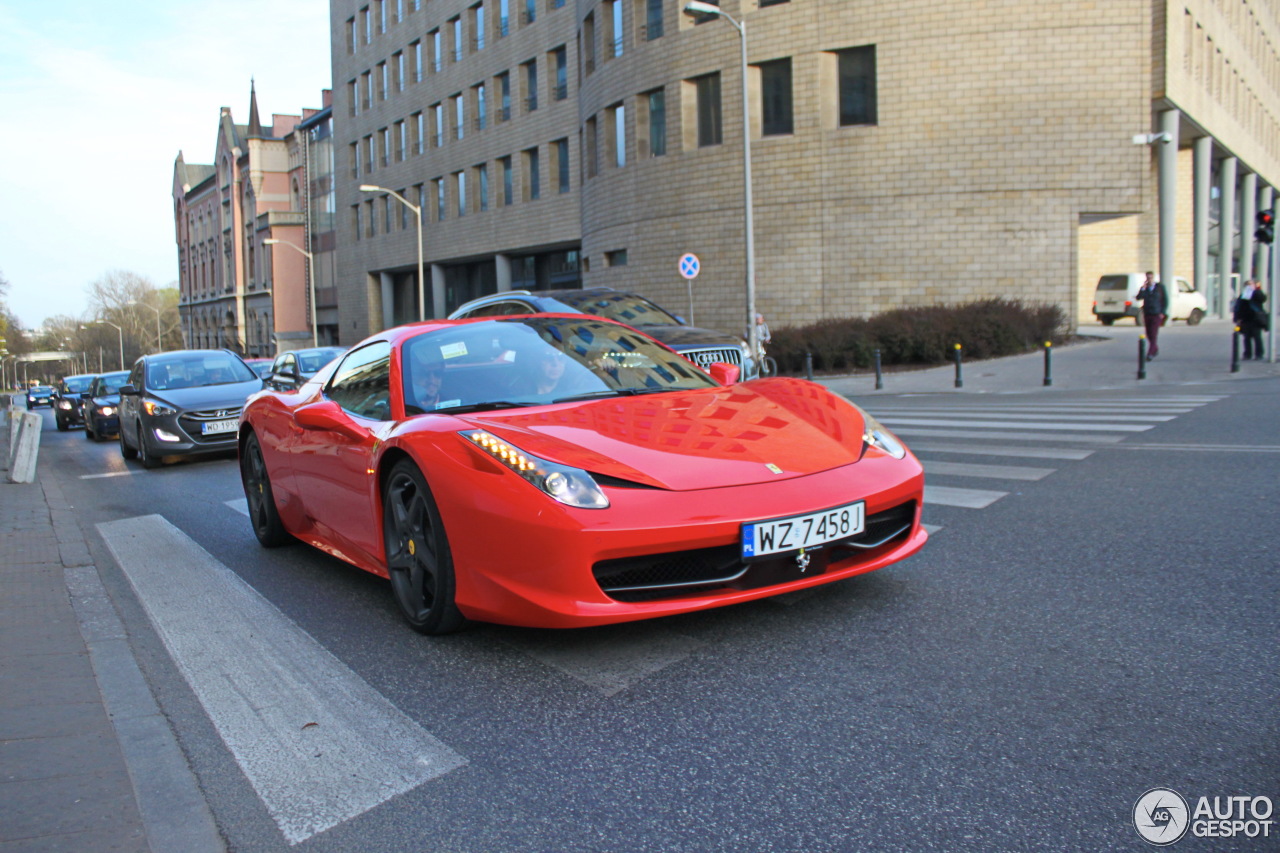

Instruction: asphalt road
[32,377,1280,852]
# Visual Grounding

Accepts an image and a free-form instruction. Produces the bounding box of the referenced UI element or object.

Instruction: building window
[605,249,627,266]
[607,0,623,59]
[499,0,509,36]
[347,17,357,53]
[364,135,375,172]
[759,58,793,136]
[452,17,463,62]
[362,72,373,109]
[353,205,362,240]
[395,120,406,160]
[412,40,423,81]
[380,127,391,165]
[758,0,788,5]
[695,72,722,147]
[524,60,538,111]
[497,71,511,121]
[609,102,626,167]
[384,195,394,232]
[453,93,465,139]
[395,51,405,90]
[399,189,409,229]
[431,29,442,72]
[837,45,877,126]
[645,88,665,156]
[585,116,598,178]
[525,147,541,200]
[477,163,489,211]
[474,82,487,130]
[362,6,372,43]
[377,62,388,99]
[583,11,596,75]
[552,46,568,100]
[435,178,446,221]
[473,3,485,50]
[644,0,662,40]
[348,79,358,116]
[501,155,513,206]
[523,0,536,25]
[412,111,424,154]
[455,171,467,216]
[555,138,570,193]
[366,199,376,236]
[433,103,444,146]
[377,0,386,33]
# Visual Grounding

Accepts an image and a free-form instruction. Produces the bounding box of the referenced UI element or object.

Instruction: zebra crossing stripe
[922,460,1053,481]
[923,485,1007,509]
[905,442,1093,460]
[881,417,1151,432]
[893,427,1126,443]
[97,514,466,844]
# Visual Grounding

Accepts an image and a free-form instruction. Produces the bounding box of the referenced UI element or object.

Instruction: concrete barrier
[7,410,41,483]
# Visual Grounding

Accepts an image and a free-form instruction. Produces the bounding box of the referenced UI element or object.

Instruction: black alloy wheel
[119,421,138,459]
[382,460,465,635]
[56,415,68,431]
[84,418,95,440]
[240,432,292,547]
[137,421,162,469]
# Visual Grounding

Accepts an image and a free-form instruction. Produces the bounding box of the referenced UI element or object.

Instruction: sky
[0,0,332,329]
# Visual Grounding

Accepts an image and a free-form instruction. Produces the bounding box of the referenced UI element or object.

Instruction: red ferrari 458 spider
[239,314,926,633]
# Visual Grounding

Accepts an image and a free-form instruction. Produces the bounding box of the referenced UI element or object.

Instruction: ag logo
[1134,788,1190,846]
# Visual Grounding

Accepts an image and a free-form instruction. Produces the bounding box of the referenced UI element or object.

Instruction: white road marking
[905,442,1094,460]
[491,623,703,697]
[96,515,465,845]
[922,460,1053,481]
[922,523,944,535]
[893,427,1127,443]
[80,470,134,479]
[227,497,249,516]
[923,485,1007,509]
[881,417,1151,432]
[874,410,1177,422]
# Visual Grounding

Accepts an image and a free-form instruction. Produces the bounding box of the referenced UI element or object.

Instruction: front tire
[240,432,292,547]
[1187,308,1204,326]
[382,460,465,635]
[56,417,68,432]
[84,420,95,440]
[1099,317,1115,326]
[137,422,162,469]
[119,422,138,459]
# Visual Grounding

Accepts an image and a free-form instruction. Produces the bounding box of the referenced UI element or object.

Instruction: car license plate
[202,418,238,435]
[741,501,865,559]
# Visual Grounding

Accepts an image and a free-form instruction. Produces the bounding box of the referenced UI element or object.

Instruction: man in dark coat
[1235,280,1268,360]
[1136,271,1168,358]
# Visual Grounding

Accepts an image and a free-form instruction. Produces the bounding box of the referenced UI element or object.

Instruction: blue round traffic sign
[679,253,700,280]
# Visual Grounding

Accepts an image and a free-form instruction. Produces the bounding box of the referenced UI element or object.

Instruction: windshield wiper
[432,400,528,414]
[552,387,671,404]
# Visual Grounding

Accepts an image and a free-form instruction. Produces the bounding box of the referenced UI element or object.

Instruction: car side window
[468,300,535,317]
[129,363,145,390]
[326,341,393,420]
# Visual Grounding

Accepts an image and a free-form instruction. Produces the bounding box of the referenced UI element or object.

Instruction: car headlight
[142,399,177,417]
[462,430,610,509]
[57,399,72,409]
[851,404,906,459]
[99,405,116,416]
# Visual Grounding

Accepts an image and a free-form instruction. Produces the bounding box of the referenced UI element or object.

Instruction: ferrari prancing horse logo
[795,548,811,572]
[766,463,783,474]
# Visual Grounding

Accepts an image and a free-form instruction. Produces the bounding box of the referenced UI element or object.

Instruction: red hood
[459,378,867,491]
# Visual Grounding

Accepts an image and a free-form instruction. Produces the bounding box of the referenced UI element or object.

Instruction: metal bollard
[1231,327,1241,373]
[1043,341,1053,387]
[874,349,884,390]
[953,343,963,388]
[1137,335,1146,380]
[804,351,813,381]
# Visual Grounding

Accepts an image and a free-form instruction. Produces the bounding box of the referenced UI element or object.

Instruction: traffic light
[1256,210,1275,245]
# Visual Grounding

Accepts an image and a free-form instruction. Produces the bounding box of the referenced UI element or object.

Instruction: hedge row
[768,299,1068,374]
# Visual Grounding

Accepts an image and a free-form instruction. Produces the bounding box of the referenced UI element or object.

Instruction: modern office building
[324,0,1280,340]
[172,86,336,356]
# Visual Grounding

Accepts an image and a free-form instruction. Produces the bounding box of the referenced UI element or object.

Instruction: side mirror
[708,362,741,385]
[80,392,92,400]
[119,384,138,396]
[294,400,365,440]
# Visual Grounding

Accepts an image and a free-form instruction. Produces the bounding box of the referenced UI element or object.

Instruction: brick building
[321,0,1280,340]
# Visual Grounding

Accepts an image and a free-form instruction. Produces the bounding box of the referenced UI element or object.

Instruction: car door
[289,341,394,567]
[119,361,146,446]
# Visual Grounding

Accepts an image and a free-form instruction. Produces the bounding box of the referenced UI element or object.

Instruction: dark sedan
[54,374,97,431]
[265,345,347,391]
[117,350,263,469]
[447,288,757,377]
[81,370,131,441]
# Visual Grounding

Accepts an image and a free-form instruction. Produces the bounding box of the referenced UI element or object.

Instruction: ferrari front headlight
[852,405,906,459]
[462,430,610,509]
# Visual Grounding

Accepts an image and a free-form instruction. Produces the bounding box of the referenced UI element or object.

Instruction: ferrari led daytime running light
[463,430,609,509]
[845,403,907,459]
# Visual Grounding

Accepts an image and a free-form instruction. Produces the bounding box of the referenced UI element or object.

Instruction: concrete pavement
[0,318,1275,850]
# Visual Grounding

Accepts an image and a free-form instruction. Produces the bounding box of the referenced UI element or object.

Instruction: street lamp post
[360,184,426,322]
[264,238,319,346]
[82,320,125,370]
[683,1,758,370]
[129,301,163,351]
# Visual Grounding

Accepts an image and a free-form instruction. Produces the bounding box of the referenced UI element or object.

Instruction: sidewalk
[812,317,1280,397]
[0,401,221,853]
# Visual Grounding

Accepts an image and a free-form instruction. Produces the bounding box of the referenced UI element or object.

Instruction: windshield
[401,317,717,415]
[554,292,682,326]
[297,347,346,374]
[1096,275,1131,292]
[94,371,130,395]
[62,376,94,393]
[146,353,257,389]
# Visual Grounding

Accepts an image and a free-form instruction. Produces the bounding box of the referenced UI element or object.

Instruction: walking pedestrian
[1235,279,1268,360]
[1136,271,1168,358]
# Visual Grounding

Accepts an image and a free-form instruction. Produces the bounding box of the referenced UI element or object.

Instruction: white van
[1091,273,1207,326]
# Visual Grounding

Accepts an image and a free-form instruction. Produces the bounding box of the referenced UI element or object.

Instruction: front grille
[681,346,743,369]
[594,500,917,603]
[178,406,243,444]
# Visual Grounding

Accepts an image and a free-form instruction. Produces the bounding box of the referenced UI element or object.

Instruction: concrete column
[1256,186,1273,289]
[1241,172,1257,281]
[380,271,395,330]
[1218,157,1237,316]
[431,264,446,318]
[1158,110,1180,297]
[495,254,513,292]
[1193,136,1212,303]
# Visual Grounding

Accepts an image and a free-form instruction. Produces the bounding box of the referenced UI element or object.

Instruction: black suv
[54,374,97,430]
[448,288,756,377]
